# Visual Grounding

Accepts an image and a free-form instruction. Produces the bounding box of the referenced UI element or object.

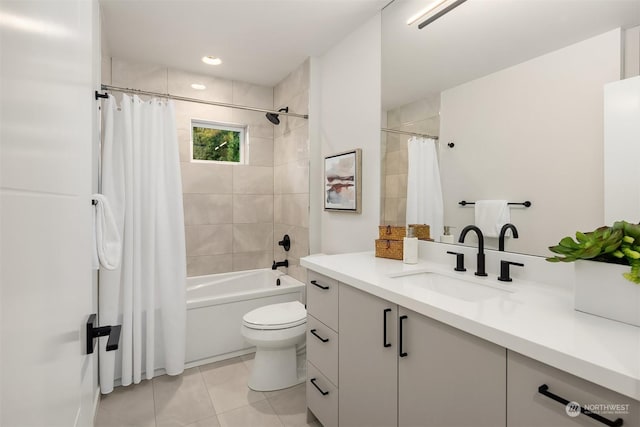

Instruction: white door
[1,1,100,425]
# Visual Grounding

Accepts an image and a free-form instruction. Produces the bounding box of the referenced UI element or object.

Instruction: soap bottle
[441,226,455,244]
[403,225,418,264]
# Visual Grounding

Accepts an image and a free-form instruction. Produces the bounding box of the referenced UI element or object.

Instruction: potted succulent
[546,221,640,326]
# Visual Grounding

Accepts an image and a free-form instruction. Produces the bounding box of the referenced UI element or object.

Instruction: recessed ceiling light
[191,83,206,90]
[202,56,222,65]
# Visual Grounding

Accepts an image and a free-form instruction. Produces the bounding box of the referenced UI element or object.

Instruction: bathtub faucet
[272,259,289,270]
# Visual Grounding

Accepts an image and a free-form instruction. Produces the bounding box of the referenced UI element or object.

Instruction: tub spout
[272,259,289,270]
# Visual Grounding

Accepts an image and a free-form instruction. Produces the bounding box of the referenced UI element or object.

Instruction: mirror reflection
[381,0,640,256]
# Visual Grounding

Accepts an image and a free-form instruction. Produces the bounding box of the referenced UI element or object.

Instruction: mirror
[381,0,640,256]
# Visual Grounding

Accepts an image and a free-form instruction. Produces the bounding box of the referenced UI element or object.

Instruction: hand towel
[92,205,99,270]
[475,200,510,238]
[93,193,122,270]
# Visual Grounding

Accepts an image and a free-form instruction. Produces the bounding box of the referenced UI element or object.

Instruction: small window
[191,120,246,164]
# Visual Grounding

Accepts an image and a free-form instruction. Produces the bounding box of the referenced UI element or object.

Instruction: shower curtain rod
[98,84,309,119]
[381,128,439,140]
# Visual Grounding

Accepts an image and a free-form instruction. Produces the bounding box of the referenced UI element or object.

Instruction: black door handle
[310,329,329,343]
[399,315,408,357]
[310,280,329,290]
[310,378,329,396]
[383,308,392,348]
[538,384,623,427]
[86,313,121,355]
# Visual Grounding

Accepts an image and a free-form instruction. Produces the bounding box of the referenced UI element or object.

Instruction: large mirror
[381,0,640,256]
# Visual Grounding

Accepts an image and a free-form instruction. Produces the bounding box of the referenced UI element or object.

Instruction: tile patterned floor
[95,354,320,427]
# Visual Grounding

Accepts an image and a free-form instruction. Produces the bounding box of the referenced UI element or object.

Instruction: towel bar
[459,200,531,207]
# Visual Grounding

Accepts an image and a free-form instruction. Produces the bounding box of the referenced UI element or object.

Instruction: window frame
[190,119,247,164]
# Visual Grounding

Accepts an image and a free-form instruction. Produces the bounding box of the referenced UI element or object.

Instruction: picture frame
[324,149,362,213]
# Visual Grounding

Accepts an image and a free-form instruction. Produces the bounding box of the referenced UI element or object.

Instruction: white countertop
[300,251,640,401]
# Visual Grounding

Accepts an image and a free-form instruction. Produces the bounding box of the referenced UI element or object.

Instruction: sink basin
[388,271,513,302]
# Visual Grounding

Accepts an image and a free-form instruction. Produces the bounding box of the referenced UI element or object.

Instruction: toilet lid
[243,301,307,330]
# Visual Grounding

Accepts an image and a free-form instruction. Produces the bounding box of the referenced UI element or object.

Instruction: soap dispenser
[403,225,418,264]
[441,226,455,244]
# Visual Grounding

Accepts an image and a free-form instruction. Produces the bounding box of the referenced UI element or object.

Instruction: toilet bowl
[241,301,307,391]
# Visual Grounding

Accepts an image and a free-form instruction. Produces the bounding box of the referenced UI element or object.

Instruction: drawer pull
[310,280,330,290]
[538,384,624,427]
[383,308,392,348]
[399,315,408,357]
[310,378,329,396]
[310,329,329,343]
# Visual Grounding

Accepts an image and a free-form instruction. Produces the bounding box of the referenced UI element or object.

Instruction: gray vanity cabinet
[397,307,507,427]
[338,284,398,427]
[337,283,506,427]
[507,350,640,427]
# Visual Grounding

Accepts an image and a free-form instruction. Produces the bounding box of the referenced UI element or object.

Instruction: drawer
[307,361,338,427]
[507,350,639,427]
[307,315,338,387]
[307,271,339,331]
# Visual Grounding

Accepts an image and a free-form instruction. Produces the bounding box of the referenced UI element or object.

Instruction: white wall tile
[183,194,233,225]
[232,166,273,194]
[185,225,233,256]
[233,195,273,224]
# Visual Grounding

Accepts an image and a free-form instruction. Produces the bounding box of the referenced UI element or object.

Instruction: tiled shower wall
[104,58,276,276]
[273,60,310,283]
[382,96,440,226]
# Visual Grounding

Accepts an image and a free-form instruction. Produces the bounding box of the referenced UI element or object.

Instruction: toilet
[241,301,307,391]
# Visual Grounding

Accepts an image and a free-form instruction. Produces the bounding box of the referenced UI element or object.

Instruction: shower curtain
[406,136,444,240]
[99,94,186,394]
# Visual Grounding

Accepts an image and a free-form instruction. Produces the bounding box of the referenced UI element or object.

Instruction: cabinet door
[398,307,506,427]
[339,285,398,427]
[508,350,639,427]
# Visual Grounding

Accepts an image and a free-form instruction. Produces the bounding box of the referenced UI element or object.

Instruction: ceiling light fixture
[202,56,222,65]
[407,0,468,29]
[191,83,206,90]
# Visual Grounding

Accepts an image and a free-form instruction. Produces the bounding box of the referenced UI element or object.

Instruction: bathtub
[185,268,305,367]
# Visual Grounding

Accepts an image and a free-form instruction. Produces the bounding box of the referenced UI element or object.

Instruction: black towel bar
[459,200,531,207]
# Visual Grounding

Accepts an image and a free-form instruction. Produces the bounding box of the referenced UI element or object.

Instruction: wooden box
[375,239,403,260]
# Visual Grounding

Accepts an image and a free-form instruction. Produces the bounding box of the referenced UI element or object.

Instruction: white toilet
[241,301,307,391]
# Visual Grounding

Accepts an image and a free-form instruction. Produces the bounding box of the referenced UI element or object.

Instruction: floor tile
[267,384,308,427]
[153,368,216,427]
[184,415,221,427]
[217,400,283,427]
[200,358,266,414]
[95,380,156,427]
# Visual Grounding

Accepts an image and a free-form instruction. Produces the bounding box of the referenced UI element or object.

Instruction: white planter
[574,260,640,327]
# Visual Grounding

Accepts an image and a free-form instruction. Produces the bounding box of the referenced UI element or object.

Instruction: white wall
[439,29,621,256]
[312,13,381,254]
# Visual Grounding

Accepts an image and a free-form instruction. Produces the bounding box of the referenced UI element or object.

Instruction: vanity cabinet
[306,271,340,427]
[507,350,640,427]
[338,285,398,427]
[398,306,506,427]
[337,283,506,427]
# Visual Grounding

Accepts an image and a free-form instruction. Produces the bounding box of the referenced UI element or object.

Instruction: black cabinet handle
[310,378,329,396]
[383,308,392,348]
[310,329,329,343]
[538,384,623,427]
[310,280,329,290]
[399,315,408,357]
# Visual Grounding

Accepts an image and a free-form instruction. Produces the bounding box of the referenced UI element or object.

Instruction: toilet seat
[242,301,306,330]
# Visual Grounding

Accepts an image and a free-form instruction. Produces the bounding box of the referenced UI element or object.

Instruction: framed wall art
[324,149,362,213]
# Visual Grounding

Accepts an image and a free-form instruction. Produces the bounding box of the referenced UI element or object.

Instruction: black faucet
[458,225,487,276]
[498,223,519,251]
[272,259,289,270]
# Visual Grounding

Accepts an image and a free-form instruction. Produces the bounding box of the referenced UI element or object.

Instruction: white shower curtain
[406,136,444,239]
[99,94,186,394]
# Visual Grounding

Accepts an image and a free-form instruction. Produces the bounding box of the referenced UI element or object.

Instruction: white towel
[92,194,122,270]
[475,200,510,238]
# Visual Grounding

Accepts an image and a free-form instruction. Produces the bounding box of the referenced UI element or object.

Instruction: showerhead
[265,107,289,125]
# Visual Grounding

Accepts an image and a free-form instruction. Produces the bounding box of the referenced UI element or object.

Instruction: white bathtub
[185,268,305,367]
